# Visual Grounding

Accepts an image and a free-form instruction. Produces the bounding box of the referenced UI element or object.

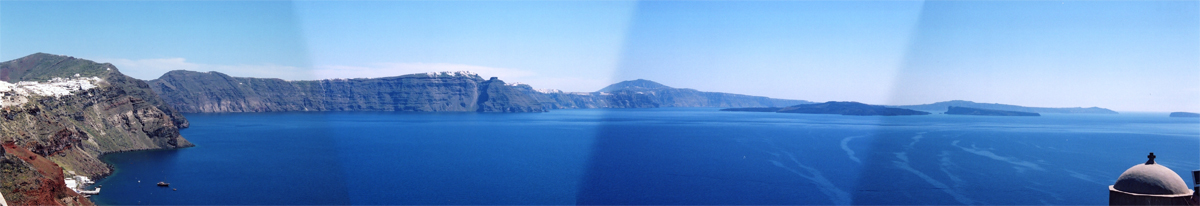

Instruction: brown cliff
[1,53,193,205]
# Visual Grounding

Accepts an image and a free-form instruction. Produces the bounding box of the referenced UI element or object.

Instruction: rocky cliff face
[1,53,192,206]
[511,84,611,109]
[151,72,805,112]
[148,70,547,113]
[515,79,811,110]
[2,143,92,206]
[476,77,545,112]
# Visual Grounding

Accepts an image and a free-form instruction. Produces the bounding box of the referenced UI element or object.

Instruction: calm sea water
[89,108,1199,205]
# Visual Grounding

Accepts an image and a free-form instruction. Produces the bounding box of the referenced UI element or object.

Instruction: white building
[63,171,99,196]
[0,77,102,108]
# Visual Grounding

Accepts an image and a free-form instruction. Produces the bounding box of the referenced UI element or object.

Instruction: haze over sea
[90,108,1199,205]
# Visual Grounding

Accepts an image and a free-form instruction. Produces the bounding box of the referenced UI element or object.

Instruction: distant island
[1169,112,1199,118]
[515,79,811,109]
[721,107,785,112]
[894,100,1117,114]
[722,101,930,116]
[945,106,1040,116]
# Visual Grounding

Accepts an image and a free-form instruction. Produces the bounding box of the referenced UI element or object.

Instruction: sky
[1,1,1196,112]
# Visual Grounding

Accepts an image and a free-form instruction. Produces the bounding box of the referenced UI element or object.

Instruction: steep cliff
[476,78,545,112]
[1,143,92,206]
[148,70,546,113]
[148,70,309,113]
[515,79,811,109]
[1,53,193,205]
[510,84,612,109]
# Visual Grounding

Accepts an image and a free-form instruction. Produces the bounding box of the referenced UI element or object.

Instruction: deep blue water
[90,108,1199,205]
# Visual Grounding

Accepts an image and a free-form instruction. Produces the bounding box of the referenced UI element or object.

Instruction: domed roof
[1112,153,1192,195]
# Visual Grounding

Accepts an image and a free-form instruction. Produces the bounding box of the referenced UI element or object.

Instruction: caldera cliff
[148,70,545,113]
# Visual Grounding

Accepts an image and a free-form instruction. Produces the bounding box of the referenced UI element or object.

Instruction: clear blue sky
[2,1,1196,112]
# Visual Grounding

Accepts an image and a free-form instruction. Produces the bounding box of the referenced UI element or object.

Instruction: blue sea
[89,108,1199,205]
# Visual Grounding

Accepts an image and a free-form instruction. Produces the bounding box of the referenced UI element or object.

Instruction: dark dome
[1112,163,1192,195]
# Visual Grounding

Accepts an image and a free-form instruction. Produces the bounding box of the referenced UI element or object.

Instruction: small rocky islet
[1169,112,1199,118]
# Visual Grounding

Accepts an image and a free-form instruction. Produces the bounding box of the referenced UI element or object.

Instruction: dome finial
[1146,152,1156,165]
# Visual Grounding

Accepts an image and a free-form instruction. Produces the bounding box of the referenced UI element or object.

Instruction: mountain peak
[156,70,235,81]
[597,79,671,92]
[2,52,115,82]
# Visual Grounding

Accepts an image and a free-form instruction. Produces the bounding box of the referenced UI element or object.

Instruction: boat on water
[79,186,100,195]
[157,182,170,187]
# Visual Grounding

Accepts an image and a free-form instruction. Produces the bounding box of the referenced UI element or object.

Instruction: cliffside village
[0,76,102,108]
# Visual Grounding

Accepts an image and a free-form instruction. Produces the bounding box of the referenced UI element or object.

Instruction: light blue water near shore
[90,108,1199,205]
